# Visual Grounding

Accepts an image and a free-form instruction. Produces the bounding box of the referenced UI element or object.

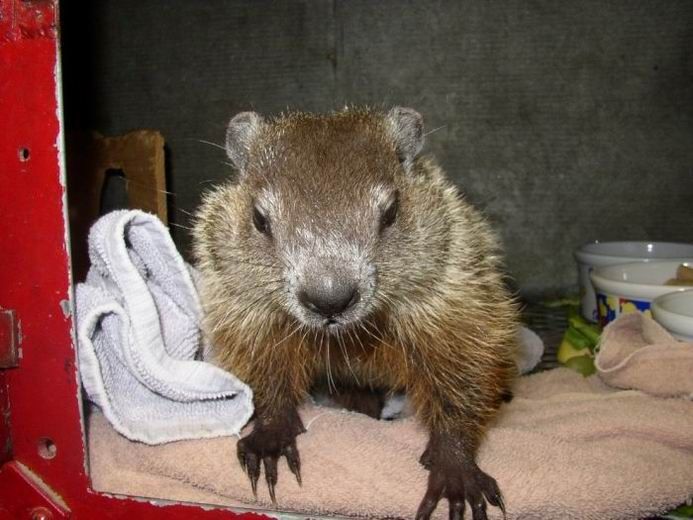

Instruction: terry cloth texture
[596,312,693,399]
[88,313,693,519]
[76,210,253,444]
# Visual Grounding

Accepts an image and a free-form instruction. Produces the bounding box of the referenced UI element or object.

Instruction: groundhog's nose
[298,280,360,318]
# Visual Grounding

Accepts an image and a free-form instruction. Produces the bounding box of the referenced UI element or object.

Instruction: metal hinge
[0,309,19,368]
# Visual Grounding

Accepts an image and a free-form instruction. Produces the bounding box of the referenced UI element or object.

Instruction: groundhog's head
[195,107,451,334]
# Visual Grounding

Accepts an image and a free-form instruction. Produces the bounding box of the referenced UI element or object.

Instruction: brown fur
[193,107,519,515]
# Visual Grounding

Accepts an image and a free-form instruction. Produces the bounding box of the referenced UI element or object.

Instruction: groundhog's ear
[386,107,424,172]
[225,112,265,172]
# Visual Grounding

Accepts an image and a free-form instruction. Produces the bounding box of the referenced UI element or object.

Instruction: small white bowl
[574,241,693,322]
[590,261,693,326]
[652,290,693,342]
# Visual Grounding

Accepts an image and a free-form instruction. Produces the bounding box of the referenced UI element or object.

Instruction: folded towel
[76,210,253,444]
[87,312,693,519]
[596,312,693,399]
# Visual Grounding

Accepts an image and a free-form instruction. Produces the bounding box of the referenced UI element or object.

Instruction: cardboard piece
[67,130,167,281]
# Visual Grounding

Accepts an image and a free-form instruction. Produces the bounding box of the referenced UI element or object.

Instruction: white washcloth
[516,325,544,374]
[76,210,254,444]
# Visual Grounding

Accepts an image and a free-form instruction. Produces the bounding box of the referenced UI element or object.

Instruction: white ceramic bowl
[590,260,693,326]
[652,290,693,342]
[574,241,693,322]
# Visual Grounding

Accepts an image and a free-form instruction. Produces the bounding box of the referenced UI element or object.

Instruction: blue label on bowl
[619,298,651,314]
[597,293,651,326]
[597,293,617,326]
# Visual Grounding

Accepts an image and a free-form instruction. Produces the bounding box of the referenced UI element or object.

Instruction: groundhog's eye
[379,191,399,232]
[253,206,271,237]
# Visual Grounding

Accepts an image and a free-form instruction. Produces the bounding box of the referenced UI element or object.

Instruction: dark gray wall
[61,1,693,298]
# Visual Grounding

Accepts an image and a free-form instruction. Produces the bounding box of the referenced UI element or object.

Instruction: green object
[662,504,693,519]
[557,338,591,364]
[564,327,593,351]
[542,297,581,308]
[568,316,601,346]
[563,355,596,377]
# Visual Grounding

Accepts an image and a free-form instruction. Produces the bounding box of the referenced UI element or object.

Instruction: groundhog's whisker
[375,291,397,309]
[423,124,447,137]
[192,138,227,151]
[311,329,321,356]
[211,286,282,334]
[346,326,367,356]
[270,322,302,349]
[169,222,195,231]
[298,327,310,354]
[336,330,360,386]
[118,177,180,199]
[175,207,195,218]
[359,320,409,369]
[248,320,268,361]
[323,334,337,395]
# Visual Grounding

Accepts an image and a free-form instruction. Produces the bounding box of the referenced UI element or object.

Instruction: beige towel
[89,314,693,519]
[596,312,693,398]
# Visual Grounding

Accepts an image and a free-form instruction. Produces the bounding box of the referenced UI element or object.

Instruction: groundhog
[193,107,519,520]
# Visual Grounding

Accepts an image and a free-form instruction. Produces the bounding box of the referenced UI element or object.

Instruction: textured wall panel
[61,0,693,297]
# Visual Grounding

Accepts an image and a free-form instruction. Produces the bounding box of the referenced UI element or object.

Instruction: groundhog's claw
[237,443,261,496]
[236,408,305,504]
[415,446,505,520]
[282,443,302,485]
[262,455,278,503]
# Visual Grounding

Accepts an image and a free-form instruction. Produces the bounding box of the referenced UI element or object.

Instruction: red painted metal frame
[0,2,268,517]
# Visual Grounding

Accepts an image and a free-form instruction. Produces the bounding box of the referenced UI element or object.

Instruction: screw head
[30,507,53,520]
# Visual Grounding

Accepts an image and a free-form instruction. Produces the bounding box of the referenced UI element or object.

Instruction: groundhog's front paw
[237,408,305,504]
[416,445,505,520]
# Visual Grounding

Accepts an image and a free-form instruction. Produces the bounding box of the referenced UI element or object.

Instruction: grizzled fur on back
[193,107,518,437]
